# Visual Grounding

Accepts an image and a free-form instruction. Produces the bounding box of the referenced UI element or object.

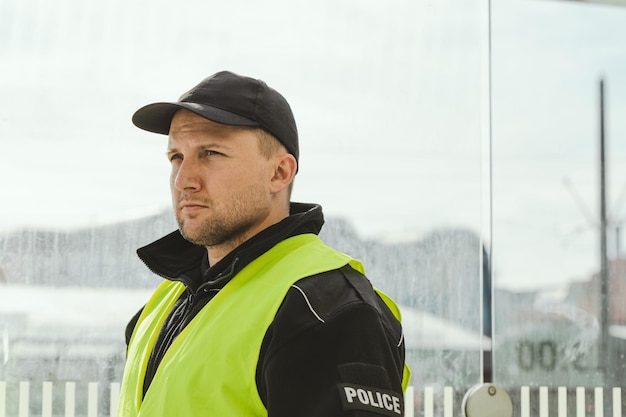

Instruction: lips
[178,201,208,212]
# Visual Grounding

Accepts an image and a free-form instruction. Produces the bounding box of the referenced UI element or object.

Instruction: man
[118,70,410,417]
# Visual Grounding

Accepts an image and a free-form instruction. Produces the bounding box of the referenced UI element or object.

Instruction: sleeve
[256,268,406,417]
[125,305,144,347]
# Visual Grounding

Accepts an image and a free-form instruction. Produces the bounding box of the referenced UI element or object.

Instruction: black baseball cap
[132,71,299,164]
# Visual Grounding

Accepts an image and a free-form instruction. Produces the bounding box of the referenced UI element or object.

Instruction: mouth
[178,201,208,213]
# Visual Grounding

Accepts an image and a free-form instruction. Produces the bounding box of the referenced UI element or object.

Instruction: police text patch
[337,383,403,416]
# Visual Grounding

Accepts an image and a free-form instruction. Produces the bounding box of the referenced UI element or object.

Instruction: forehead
[168,110,256,146]
[170,110,236,136]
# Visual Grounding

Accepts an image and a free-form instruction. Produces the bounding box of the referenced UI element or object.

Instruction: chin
[180,230,206,247]
[178,221,201,240]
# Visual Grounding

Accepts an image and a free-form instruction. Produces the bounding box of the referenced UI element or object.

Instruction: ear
[269,153,297,194]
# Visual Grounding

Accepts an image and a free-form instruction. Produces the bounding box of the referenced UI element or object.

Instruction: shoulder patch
[337,383,404,416]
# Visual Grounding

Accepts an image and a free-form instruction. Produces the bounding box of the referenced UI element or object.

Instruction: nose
[172,159,201,192]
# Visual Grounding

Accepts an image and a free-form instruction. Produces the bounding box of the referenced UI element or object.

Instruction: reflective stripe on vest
[117,233,409,417]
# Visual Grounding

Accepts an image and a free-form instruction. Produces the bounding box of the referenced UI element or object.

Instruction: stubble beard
[178,212,256,249]
[176,191,270,250]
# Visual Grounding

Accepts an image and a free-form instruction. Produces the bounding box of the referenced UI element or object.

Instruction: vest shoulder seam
[291,284,325,323]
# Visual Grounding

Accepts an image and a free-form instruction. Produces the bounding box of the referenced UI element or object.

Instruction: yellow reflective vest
[118,233,410,417]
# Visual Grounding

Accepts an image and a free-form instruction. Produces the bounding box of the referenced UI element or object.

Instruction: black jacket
[126,202,407,417]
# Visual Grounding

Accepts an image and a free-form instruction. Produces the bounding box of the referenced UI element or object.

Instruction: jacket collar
[137,203,324,291]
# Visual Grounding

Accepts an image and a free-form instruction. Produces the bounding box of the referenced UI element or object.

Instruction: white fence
[0,382,119,417]
[0,382,623,417]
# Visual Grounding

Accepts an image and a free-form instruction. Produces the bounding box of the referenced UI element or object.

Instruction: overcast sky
[1,0,625,291]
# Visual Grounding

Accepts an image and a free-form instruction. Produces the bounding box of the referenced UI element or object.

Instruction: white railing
[0,382,119,417]
[519,386,622,417]
[0,382,623,417]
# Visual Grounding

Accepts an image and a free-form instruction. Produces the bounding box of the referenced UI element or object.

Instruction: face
[167,110,276,252]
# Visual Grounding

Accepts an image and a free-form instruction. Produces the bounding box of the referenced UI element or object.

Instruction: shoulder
[256,265,407,413]
[278,264,403,340]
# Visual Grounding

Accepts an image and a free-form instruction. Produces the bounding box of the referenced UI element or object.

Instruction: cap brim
[132,102,259,135]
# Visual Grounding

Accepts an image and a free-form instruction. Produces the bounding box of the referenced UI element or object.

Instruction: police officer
[118,71,410,417]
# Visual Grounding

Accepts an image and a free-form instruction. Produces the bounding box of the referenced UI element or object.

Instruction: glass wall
[491,0,626,415]
[2,0,488,416]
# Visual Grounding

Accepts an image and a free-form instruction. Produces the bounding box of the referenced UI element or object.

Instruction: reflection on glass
[1,0,486,415]
[491,0,626,413]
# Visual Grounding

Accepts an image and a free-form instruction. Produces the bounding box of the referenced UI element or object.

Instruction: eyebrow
[166,141,232,155]
[169,122,237,137]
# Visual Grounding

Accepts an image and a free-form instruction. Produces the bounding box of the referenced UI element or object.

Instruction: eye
[169,153,183,162]
[204,150,221,157]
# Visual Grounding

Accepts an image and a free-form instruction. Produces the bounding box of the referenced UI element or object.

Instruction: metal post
[599,78,610,380]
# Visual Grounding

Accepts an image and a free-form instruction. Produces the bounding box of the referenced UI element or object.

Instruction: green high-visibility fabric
[117,233,409,417]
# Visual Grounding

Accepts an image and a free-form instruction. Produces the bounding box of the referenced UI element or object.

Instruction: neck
[206,210,289,266]
[206,237,247,266]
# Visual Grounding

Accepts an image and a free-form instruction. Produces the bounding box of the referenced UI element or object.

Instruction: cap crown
[133,71,299,164]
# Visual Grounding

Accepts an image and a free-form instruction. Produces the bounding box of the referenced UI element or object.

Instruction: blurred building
[566,258,626,324]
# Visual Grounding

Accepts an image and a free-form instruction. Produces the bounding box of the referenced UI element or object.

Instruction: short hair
[246,127,295,198]
[252,127,286,160]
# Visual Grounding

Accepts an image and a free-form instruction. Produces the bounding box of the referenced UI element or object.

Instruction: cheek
[169,169,180,194]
